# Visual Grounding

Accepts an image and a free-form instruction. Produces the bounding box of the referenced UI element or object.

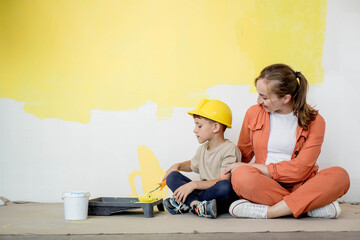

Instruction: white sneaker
[229,199,268,219]
[307,201,341,219]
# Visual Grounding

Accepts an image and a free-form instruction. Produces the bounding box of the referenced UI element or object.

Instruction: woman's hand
[173,182,196,203]
[224,162,247,174]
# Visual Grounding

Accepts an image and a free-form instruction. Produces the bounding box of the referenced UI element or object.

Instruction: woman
[225,63,350,219]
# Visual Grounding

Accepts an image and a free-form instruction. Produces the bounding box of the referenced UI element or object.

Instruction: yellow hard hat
[188,99,232,128]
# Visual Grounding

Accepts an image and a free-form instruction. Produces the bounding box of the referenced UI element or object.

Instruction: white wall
[0,0,359,203]
[308,0,360,202]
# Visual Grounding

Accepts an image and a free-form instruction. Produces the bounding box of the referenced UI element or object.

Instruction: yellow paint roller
[138,180,167,203]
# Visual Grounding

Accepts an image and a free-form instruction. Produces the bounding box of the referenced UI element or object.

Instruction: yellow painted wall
[0,0,326,123]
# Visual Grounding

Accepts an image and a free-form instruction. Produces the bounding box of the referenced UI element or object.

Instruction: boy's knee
[166,171,181,183]
[167,170,180,178]
[214,180,234,200]
[212,180,233,200]
[215,180,232,193]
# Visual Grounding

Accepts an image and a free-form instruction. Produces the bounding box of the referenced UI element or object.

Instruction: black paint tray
[88,197,164,218]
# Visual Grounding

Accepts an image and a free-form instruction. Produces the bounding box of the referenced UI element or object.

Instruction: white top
[190,140,241,180]
[265,112,298,165]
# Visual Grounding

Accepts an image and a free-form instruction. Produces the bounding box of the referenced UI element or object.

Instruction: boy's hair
[193,114,227,132]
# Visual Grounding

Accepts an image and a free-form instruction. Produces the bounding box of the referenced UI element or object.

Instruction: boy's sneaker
[191,199,217,219]
[229,199,268,219]
[163,198,190,215]
[307,201,341,219]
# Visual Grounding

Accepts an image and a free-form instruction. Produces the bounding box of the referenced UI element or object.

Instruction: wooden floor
[0,202,359,239]
[1,232,360,240]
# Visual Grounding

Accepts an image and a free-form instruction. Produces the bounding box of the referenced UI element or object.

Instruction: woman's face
[256,78,291,114]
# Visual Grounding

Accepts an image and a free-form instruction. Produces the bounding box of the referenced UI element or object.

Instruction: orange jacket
[238,104,325,184]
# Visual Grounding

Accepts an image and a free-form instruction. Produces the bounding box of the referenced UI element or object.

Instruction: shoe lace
[243,203,267,218]
[195,201,210,217]
[171,199,187,214]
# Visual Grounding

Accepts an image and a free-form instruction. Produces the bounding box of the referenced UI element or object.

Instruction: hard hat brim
[188,110,232,128]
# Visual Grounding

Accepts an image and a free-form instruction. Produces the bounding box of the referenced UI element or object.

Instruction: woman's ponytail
[292,72,317,129]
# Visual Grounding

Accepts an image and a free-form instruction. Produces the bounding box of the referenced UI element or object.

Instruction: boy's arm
[178,160,192,172]
[189,171,230,190]
[162,160,192,181]
[173,171,230,203]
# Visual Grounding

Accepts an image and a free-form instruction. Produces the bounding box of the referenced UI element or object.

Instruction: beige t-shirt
[190,140,241,181]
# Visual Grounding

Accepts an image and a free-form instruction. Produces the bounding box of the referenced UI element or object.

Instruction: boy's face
[193,117,215,144]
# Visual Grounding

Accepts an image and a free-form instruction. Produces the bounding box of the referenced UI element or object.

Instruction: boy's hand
[173,182,196,203]
[224,162,247,174]
[162,164,180,181]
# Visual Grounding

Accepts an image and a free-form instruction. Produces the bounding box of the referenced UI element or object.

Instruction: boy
[162,99,241,219]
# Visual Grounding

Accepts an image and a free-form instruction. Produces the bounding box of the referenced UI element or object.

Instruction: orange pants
[231,165,350,218]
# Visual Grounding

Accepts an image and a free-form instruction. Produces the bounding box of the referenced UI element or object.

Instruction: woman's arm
[224,161,271,177]
[237,106,259,163]
[249,163,271,177]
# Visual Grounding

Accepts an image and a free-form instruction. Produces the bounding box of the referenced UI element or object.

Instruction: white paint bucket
[62,192,90,220]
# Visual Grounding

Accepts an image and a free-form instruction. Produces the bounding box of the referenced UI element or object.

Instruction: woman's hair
[255,63,318,129]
